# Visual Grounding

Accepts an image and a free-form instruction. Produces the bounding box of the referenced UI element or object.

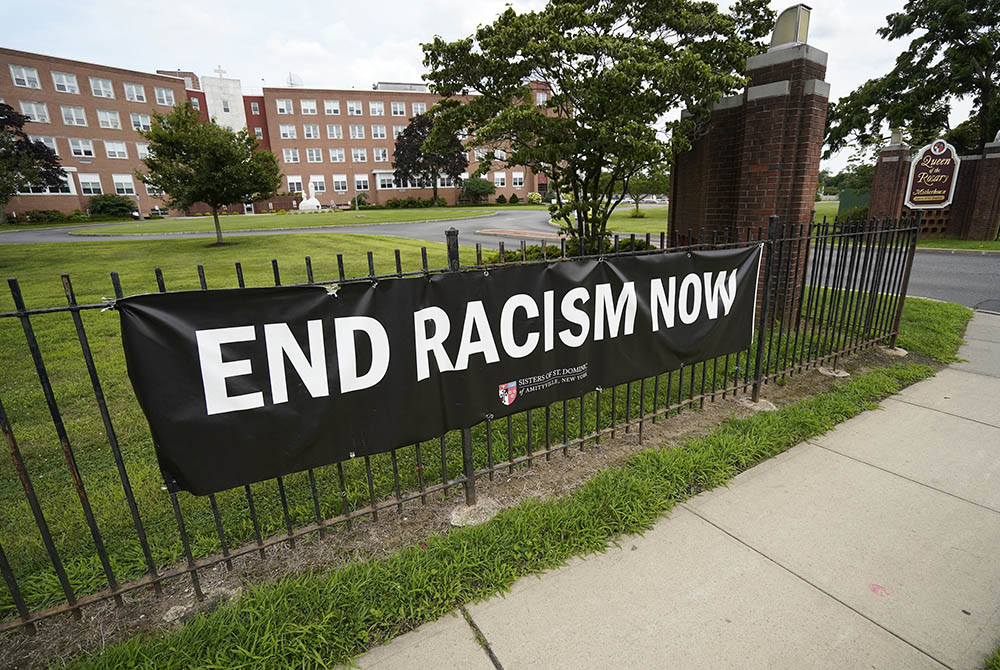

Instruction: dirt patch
[1,348,937,669]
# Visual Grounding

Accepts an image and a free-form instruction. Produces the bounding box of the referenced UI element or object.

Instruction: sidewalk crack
[460,605,505,670]
[890,397,1000,429]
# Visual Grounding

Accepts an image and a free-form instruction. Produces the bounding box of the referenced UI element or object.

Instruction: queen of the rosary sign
[905,139,961,210]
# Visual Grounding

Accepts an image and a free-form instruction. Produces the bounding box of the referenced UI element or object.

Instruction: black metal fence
[0,214,919,632]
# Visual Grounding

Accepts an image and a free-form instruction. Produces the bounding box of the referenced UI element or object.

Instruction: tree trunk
[432,176,439,204]
[0,207,7,226]
[212,207,224,244]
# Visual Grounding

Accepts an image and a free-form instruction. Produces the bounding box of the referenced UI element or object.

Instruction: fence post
[445,227,477,506]
[751,215,779,403]
[889,212,921,348]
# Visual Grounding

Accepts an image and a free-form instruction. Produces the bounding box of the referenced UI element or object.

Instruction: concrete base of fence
[450,497,503,527]
[737,397,777,412]
[818,366,851,378]
[880,346,909,357]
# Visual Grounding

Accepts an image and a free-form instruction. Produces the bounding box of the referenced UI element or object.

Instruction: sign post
[904,139,961,210]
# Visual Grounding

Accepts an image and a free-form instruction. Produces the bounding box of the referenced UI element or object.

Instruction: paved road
[1,209,996,309]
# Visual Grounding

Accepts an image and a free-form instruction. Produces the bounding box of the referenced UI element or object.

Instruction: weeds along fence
[0,214,919,632]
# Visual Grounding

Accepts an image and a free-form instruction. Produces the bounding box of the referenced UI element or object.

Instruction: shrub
[509,193,520,204]
[432,197,447,207]
[276,209,286,215]
[838,205,869,222]
[526,191,543,204]
[22,209,69,223]
[88,193,136,217]
[496,194,507,204]
[462,176,495,202]
[483,244,563,263]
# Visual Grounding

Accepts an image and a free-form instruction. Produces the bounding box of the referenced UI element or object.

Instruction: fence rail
[0,214,920,632]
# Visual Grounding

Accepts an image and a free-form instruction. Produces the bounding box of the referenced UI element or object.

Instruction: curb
[65,212,500,238]
[914,247,1000,256]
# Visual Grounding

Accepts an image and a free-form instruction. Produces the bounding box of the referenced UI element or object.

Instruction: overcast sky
[1,0,974,173]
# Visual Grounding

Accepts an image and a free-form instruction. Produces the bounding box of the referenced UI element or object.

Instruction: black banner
[118,247,762,494]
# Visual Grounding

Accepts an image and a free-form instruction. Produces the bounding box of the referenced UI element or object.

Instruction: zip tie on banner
[326,285,340,297]
[100,297,117,312]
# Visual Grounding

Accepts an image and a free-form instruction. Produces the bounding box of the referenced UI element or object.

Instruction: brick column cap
[746,43,828,71]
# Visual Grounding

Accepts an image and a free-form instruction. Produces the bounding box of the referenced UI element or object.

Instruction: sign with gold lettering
[905,139,961,209]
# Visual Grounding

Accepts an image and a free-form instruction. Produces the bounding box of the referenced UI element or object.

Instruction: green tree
[0,103,65,225]
[462,176,496,203]
[422,0,772,251]
[393,113,468,203]
[825,0,1000,158]
[88,193,136,217]
[623,169,671,215]
[139,102,281,244]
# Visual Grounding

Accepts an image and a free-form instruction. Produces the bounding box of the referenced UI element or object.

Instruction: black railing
[0,214,919,632]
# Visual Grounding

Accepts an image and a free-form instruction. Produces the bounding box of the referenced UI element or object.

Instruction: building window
[222,99,231,113]
[105,140,128,159]
[324,99,340,115]
[306,147,323,163]
[309,175,326,193]
[369,101,384,116]
[135,143,150,160]
[113,174,136,195]
[124,82,146,102]
[371,124,386,139]
[412,102,426,116]
[69,138,94,157]
[332,175,348,192]
[347,100,363,116]
[279,124,297,139]
[351,148,367,162]
[29,135,58,154]
[61,105,87,126]
[378,174,395,189]
[78,173,102,195]
[512,171,525,188]
[131,112,152,131]
[154,87,175,106]
[20,101,49,123]
[90,77,114,98]
[391,102,406,117]
[301,99,317,115]
[494,148,507,160]
[494,172,506,187]
[329,148,345,162]
[326,124,342,139]
[474,147,489,161]
[536,91,548,105]
[276,98,293,114]
[190,97,200,110]
[439,174,454,188]
[286,175,303,193]
[349,124,365,139]
[254,127,263,139]
[355,175,369,191]
[250,101,260,115]
[283,148,300,163]
[145,182,163,196]
[373,147,389,162]
[392,125,406,139]
[10,65,40,89]
[303,124,320,139]
[51,72,79,94]
[97,109,121,129]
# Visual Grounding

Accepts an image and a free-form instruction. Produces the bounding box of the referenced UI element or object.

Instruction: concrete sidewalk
[350,312,1000,670]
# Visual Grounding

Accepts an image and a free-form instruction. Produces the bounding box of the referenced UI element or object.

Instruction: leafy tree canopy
[393,113,468,202]
[461,176,496,202]
[825,0,1000,159]
[622,169,670,212]
[0,103,65,224]
[422,0,773,251]
[139,102,281,244]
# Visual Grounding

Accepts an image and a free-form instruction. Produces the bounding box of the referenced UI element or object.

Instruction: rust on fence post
[890,212,922,348]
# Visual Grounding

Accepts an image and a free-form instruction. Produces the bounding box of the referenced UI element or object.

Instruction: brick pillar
[963,141,1000,240]
[868,143,910,220]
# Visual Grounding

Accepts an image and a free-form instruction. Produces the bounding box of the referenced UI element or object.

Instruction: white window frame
[10,65,40,89]
[309,175,326,193]
[190,97,201,111]
[369,101,384,116]
[250,101,260,115]
[332,174,348,192]
[512,171,525,188]
[329,148,345,163]
[326,124,342,139]
[20,101,49,123]
[351,148,367,163]
[51,71,79,94]
[390,102,406,117]
[78,173,102,195]
[136,142,150,159]
[306,147,323,163]
[61,105,86,126]
[286,175,303,193]
[346,100,363,116]
[494,172,506,188]
[355,175,370,191]
[439,174,454,188]
[90,77,114,98]
[301,99,317,115]
[303,124,320,139]
[392,125,406,139]
[131,112,151,131]
[145,182,164,196]
[349,124,365,139]
[69,138,94,157]
[105,140,128,159]
[377,174,395,189]
[29,135,58,154]
[373,147,389,162]
[283,148,300,163]
[97,109,121,129]
[279,124,297,139]
[254,127,263,139]
[276,98,293,114]
[536,91,548,105]
[124,82,146,102]
[222,99,231,113]
[154,87,175,106]
[371,124,386,139]
[324,99,340,115]
[112,174,136,195]
[412,102,426,116]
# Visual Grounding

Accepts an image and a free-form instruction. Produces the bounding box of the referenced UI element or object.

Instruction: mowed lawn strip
[68,363,937,670]
[67,207,497,236]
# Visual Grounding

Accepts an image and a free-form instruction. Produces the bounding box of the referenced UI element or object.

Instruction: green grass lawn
[604,205,670,236]
[0,218,136,233]
[68,208,497,236]
[916,237,1000,250]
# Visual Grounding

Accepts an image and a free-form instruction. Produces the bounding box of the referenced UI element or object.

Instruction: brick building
[2,47,547,217]
[1,48,205,218]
